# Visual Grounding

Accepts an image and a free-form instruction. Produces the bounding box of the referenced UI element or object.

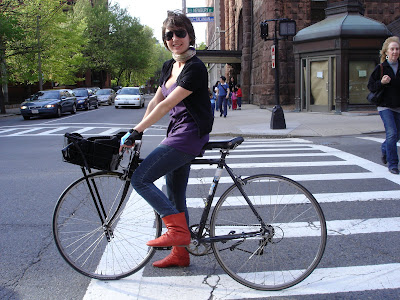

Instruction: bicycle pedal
[153,246,172,250]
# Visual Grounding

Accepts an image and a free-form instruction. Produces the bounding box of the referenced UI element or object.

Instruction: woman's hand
[381,74,391,85]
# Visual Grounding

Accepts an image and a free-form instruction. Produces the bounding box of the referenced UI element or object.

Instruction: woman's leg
[131,144,195,218]
[379,109,400,172]
[166,163,191,226]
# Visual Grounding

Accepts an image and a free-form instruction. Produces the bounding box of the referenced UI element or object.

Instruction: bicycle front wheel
[53,171,161,280]
[210,174,326,291]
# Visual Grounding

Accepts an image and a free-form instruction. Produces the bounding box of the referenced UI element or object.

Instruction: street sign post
[187,7,214,14]
[188,16,214,22]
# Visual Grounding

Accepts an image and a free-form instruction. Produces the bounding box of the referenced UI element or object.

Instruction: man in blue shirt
[217,76,230,117]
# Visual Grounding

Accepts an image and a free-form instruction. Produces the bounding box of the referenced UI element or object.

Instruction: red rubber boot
[146,212,191,247]
[152,246,190,268]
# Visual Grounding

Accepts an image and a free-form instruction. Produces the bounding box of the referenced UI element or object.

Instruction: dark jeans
[237,97,242,108]
[218,95,228,117]
[131,144,196,220]
[379,109,400,170]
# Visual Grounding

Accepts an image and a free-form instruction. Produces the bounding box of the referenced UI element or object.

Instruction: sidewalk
[210,104,384,137]
[1,104,384,137]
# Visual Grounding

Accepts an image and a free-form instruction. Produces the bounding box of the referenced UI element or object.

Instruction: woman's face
[386,42,400,62]
[165,27,190,55]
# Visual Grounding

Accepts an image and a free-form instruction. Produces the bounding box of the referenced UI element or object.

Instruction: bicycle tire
[53,171,161,280]
[210,174,326,291]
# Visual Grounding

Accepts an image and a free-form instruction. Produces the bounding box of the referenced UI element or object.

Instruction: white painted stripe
[358,136,400,146]
[36,126,70,135]
[218,147,318,153]
[97,128,122,136]
[73,127,96,134]
[83,263,400,299]
[0,128,19,134]
[186,190,400,208]
[204,152,331,159]
[8,127,45,136]
[191,160,353,170]
[187,172,384,185]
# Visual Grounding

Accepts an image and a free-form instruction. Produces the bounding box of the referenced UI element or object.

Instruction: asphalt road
[1,98,400,299]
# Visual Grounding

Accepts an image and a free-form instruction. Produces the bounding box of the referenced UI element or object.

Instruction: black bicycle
[53,133,327,291]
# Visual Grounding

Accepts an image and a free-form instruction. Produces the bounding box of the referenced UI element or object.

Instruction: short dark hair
[162,11,196,50]
[220,76,226,81]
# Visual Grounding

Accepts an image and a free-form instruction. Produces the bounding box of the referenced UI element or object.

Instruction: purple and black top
[160,82,209,156]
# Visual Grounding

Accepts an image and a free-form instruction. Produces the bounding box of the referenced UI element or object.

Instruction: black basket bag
[62,132,126,171]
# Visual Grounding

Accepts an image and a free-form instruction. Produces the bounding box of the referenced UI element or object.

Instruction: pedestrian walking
[367,36,400,174]
[217,76,229,118]
[120,11,213,268]
[231,90,237,110]
[236,84,242,110]
[209,88,215,117]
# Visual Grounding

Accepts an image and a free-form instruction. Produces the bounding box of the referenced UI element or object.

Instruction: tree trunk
[0,37,8,114]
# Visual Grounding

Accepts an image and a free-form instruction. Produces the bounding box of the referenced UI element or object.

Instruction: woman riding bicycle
[120,11,213,268]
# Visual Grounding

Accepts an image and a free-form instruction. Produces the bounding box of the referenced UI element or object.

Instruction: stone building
[204,0,400,111]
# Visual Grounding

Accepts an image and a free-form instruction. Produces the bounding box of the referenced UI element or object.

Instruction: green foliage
[1,0,173,89]
[196,42,207,50]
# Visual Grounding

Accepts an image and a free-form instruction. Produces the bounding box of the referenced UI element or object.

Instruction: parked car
[96,88,116,105]
[20,89,77,120]
[72,88,98,110]
[88,87,100,94]
[115,87,145,108]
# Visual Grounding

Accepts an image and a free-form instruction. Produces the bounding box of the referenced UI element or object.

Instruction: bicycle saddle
[202,136,244,150]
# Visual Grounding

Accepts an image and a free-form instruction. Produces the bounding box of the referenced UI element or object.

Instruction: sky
[110,0,208,45]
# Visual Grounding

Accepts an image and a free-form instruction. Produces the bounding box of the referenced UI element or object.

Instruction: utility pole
[36,15,43,91]
[182,0,186,14]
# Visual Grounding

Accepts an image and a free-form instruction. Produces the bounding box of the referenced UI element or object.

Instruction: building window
[348,61,376,104]
[311,0,327,25]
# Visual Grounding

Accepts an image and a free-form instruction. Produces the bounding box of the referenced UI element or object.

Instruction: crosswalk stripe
[186,190,400,207]
[358,136,400,146]
[83,263,400,299]
[73,127,96,134]
[36,127,70,135]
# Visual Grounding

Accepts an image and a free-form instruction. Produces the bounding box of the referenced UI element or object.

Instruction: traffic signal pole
[260,19,296,129]
[270,22,286,129]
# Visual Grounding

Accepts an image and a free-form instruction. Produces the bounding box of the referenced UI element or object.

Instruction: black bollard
[270,105,286,129]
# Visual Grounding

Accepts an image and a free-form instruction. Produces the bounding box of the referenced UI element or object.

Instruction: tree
[0,0,24,113]
[1,0,87,111]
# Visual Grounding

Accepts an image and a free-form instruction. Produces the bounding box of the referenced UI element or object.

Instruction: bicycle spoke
[53,172,161,280]
[211,174,326,291]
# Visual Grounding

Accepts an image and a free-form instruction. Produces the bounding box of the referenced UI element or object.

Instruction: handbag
[367,64,384,104]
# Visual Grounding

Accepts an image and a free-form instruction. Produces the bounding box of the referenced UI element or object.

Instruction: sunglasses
[164,29,187,41]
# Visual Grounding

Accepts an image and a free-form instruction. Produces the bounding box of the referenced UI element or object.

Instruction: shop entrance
[302,57,335,112]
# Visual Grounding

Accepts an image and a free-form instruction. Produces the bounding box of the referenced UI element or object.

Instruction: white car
[114,87,145,108]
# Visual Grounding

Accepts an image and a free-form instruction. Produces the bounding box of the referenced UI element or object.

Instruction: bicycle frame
[191,149,269,243]
[80,139,269,244]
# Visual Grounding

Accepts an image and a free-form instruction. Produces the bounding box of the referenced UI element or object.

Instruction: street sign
[271,45,275,69]
[187,7,214,14]
[188,16,214,22]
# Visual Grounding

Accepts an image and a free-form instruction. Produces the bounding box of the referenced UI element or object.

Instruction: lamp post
[260,18,296,129]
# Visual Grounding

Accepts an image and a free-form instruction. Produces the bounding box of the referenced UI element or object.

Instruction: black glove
[124,129,143,146]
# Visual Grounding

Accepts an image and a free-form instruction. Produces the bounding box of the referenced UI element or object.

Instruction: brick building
[204,0,400,112]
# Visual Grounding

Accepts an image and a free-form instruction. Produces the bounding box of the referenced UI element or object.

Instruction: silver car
[115,87,145,108]
[96,88,116,105]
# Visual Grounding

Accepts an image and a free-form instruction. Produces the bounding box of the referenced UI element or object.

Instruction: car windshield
[96,89,111,95]
[73,90,88,97]
[31,91,60,101]
[119,88,139,95]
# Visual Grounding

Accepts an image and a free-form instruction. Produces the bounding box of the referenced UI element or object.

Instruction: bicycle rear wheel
[210,174,326,290]
[53,171,161,280]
